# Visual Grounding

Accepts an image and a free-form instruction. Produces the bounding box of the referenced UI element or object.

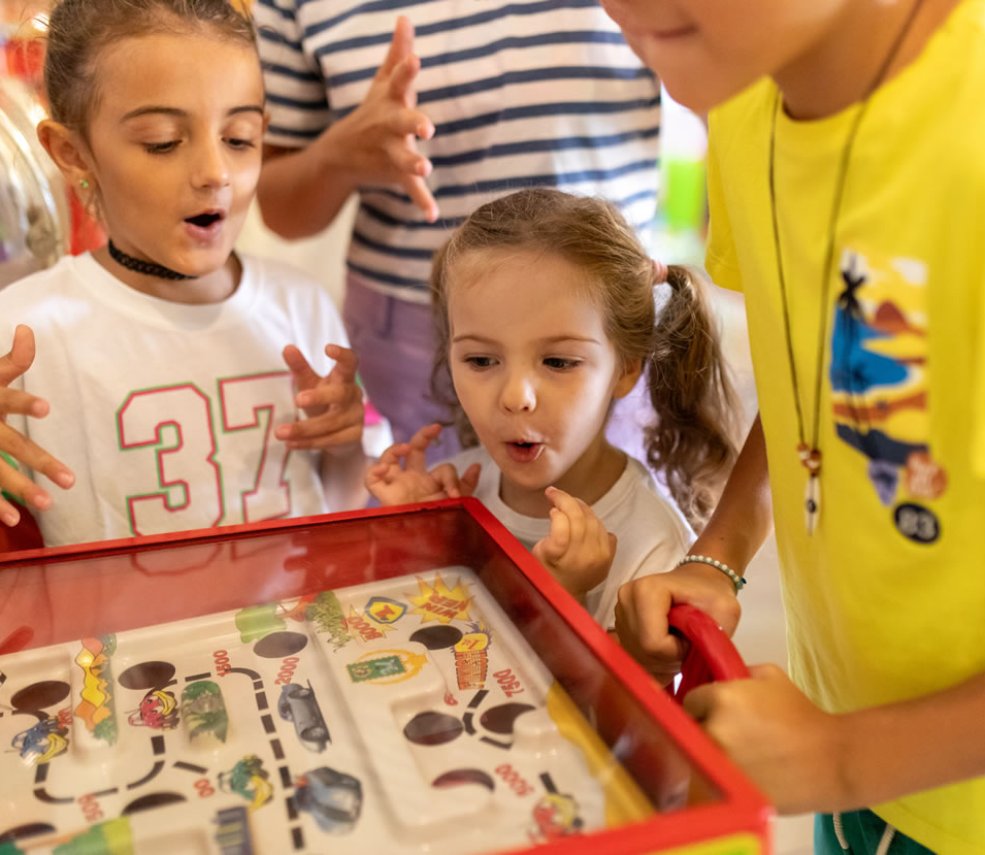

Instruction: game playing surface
[0,566,652,854]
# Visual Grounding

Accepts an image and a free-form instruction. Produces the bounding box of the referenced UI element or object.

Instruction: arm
[0,325,75,526]
[365,423,481,505]
[256,16,437,238]
[615,414,772,683]
[685,664,985,814]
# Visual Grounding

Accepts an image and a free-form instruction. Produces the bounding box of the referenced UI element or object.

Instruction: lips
[183,209,226,241]
[185,210,224,227]
[504,440,544,464]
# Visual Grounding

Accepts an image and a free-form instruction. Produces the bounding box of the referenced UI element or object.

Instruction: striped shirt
[256,0,661,300]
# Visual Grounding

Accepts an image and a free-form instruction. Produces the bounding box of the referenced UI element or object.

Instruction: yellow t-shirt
[706,1,985,851]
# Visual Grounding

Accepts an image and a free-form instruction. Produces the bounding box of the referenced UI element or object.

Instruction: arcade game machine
[0,499,773,854]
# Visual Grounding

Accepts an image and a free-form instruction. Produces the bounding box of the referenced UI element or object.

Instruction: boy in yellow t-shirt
[604,0,985,852]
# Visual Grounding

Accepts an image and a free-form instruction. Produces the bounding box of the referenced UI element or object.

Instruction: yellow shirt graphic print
[830,248,946,520]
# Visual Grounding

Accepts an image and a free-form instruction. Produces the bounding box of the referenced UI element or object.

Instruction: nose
[191,137,230,190]
[499,368,536,413]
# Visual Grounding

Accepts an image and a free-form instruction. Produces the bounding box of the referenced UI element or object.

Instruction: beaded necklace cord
[766,0,925,535]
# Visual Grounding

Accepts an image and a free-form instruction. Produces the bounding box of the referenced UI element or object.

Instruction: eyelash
[143,137,256,155]
[462,356,580,371]
[544,357,579,370]
[144,141,178,154]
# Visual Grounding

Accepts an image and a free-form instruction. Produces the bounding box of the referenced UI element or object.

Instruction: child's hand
[0,325,75,526]
[615,562,742,687]
[365,423,480,505]
[325,15,437,221]
[684,664,847,814]
[278,343,364,453]
[532,487,615,600]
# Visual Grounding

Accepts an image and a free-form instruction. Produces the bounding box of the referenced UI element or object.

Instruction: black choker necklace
[107,239,197,281]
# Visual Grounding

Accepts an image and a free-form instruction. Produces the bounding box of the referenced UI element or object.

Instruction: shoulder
[239,253,347,344]
[0,255,85,320]
[242,254,339,313]
[708,78,775,151]
[242,253,328,294]
[601,457,693,543]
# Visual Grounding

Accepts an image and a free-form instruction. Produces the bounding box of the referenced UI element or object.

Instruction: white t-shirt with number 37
[1,252,389,547]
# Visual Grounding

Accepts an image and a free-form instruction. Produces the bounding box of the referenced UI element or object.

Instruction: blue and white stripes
[256,0,661,297]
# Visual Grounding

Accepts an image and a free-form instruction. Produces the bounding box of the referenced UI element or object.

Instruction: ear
[37,119,94,188]
[613,357,642,399]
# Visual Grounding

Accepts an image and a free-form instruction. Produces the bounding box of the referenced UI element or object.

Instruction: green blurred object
[1,451,20,504]
[663,156,707,233]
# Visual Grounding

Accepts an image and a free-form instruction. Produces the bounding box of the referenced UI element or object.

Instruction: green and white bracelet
[678,554,747,594]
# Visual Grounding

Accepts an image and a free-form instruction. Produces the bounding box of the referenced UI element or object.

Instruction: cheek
[449,368,479,409]
[97,179,156,226]
[232,163,261,200]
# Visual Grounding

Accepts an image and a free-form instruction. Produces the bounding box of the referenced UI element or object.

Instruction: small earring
[79,178,90,190]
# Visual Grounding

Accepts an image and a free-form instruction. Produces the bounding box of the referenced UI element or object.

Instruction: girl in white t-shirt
[0,0,387,547]
[367,188,739,627]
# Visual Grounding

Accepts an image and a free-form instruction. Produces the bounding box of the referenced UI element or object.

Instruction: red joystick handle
[667,603,749,703]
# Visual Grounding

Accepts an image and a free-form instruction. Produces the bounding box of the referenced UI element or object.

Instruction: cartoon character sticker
[11,717,69,765]
[218,755,273,811]
[128,689,179,730]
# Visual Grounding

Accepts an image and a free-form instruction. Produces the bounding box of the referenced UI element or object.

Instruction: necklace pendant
[804,472,820,535]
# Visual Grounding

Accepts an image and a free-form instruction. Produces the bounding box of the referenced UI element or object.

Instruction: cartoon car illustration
[278,682,330,751]
[294,766,363,834]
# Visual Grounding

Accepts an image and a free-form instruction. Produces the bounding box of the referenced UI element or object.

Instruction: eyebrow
[452,333,601,346]
[121,104,265,122]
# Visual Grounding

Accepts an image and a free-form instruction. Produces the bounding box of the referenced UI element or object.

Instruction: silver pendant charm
[804,473,820,535]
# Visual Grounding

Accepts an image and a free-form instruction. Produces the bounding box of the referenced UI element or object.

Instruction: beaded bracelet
[677,554,747,594]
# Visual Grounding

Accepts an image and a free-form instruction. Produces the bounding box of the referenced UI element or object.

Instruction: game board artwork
[0,567,653,854]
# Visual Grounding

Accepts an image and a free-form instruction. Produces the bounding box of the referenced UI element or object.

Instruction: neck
[776,0,955,119]
[94,244,240,304]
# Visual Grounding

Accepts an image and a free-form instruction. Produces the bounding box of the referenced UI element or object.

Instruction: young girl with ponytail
[367,187,738,628]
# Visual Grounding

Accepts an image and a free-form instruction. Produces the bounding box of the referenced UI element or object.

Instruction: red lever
[667,603,749,702]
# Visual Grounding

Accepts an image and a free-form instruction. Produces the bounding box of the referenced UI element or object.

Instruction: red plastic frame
[0,498,772,853]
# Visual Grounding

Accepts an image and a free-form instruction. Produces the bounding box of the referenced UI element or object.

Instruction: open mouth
[185,211,223,228]
[505,441,543,463]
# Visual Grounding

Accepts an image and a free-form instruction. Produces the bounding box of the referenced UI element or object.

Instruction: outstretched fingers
[377,15,415,80]
[402,422,443,471]
[278,344,365,449]
[0,325,75,522]
[364,424,454,505]
[430,459,481,499]
[323,343,359,386]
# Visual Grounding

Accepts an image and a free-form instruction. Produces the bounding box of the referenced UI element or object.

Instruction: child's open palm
[365,423,480,505]
[278,343,364,452]
[0,325,75,526]
[533,487,615,600]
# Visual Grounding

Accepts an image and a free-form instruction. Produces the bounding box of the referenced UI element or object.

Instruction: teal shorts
[815,810,936,854]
